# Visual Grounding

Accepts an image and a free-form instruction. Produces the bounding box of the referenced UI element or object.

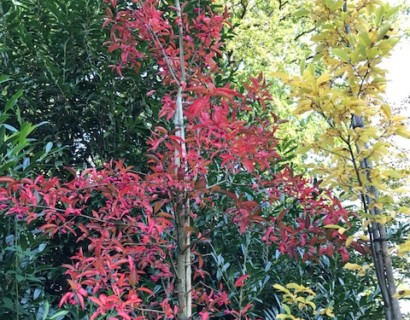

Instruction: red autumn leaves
[0,0,359,319]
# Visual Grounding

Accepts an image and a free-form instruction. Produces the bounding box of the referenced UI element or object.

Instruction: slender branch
[294,27,316,41]
[134,14,180,85]
[135,307,165,314]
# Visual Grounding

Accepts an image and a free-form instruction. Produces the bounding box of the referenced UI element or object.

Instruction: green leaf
[0,75,10,84]
[5,90,23,112]
[45,141,53,153]
[49,310,69,319]
[33,288,42,300]
[2,297,14,309]
[294,9,309,18]
[42,301,50,320]
[358,32,372,46]
[332,48,350,61]
[377,24,391,41]
[16,274,25,282]
[2,124,18,132]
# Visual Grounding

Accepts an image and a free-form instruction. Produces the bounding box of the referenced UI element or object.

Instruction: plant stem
[342,2,401,318]
[174,0,191,318]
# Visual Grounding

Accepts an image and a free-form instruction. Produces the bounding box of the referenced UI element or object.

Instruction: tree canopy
[0,0,409,319]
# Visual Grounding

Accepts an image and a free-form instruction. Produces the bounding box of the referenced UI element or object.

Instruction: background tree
[217,0,410,317]
[0,0,161,317]
[218,0,327,163]
[0,76,69,319]
[277,0,410,319]
[0,0,161,169]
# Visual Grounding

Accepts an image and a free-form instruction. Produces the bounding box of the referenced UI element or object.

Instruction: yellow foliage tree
[277,0,409,319]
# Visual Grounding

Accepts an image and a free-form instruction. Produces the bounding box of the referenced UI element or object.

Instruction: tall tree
[279,0,409,318]
[0,0,355,318]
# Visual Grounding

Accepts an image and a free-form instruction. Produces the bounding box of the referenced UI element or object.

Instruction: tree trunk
[342,1,402,317]
[174,0,191,318]
[351,114,402,320]
[176,201,192,319]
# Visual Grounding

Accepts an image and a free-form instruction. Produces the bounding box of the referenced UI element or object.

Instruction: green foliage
[218,0,327,173]
[189,142,380,319]
[202,204,382,319]
[0,0,161,169]
[0,0,407,318]
[0,77,59,176]
[0,77,70,319]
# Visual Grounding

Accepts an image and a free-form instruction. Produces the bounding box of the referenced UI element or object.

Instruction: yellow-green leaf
[273,284,291,295]
[346,235,354,247]
[343,263,362,271]
[393,289,410,299]
[332,48,350,61]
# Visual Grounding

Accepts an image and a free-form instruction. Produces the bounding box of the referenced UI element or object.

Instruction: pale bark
[174,0,191,318]
[351,115,402,320]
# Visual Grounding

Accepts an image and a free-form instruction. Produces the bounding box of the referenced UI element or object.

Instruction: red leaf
[106,7,113,18]
[59,292,74,307]
[234,274,249,287]
[199,311,210,320]
[241,303,253,314]
[186,97,209,118]
[213,87,242,101]
[0,177,15,183]
[187,85,208,94]
[89,296,103,307]
[137,287,154,296]
[76,292,85,310]
[107,44,120,53]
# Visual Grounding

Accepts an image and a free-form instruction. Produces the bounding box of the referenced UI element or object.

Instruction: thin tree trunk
[175,84,192,319]
[351,115,402,320]
[174,0,191,318]
[343,1,401,318]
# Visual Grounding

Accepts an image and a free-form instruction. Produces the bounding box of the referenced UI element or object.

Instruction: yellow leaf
[361,127,378,139]
[271,71,290,82]
[286,283,303,290]
[395,126,410,139]
[393,289,410,299]
[373,215,392,225]
[393,187,409,193]
[305,299,316,310]
[358,265,370,276]
[325,306,335,317]
[323,224,341,229]
[317,306,336,318]
[380,104,392,119]
[273,284,292,295]
[277,314,298,320]
[359,234,369,241]
[398,207,410,215]
[372,202,384,210]
[362,220,372,229]
[344,263,362,271]
[296,145,312,154]
[391,115,409,122]
[398,240,410,254]
[317,73,330,86]
[346,235,354,247]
